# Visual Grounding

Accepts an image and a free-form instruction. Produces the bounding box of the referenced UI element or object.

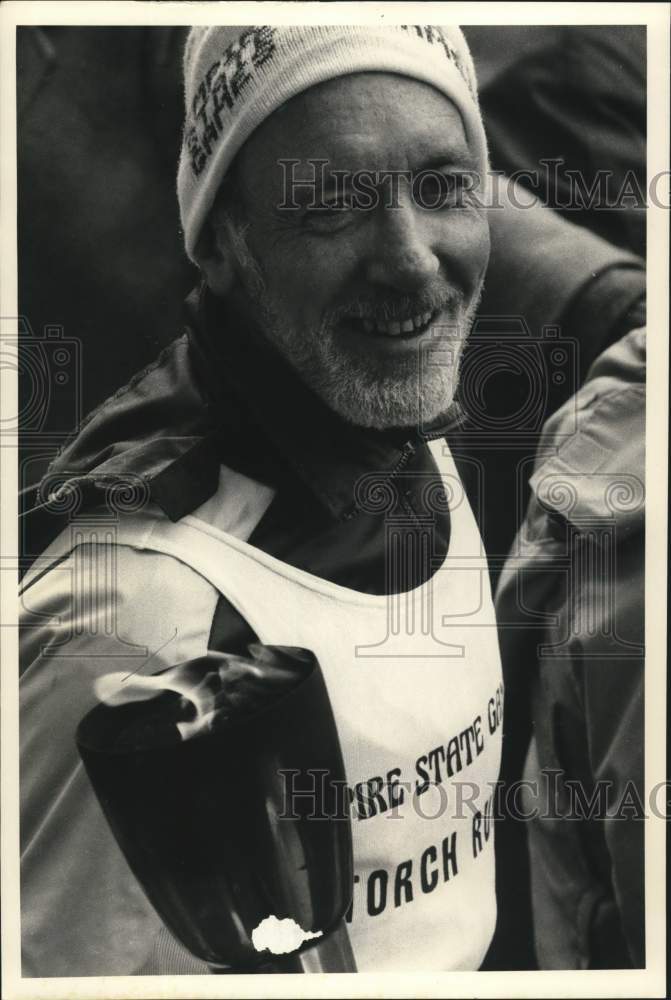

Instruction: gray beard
[249,286,483,431]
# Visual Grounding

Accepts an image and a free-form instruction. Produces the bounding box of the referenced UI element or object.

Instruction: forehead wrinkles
[238,73,472,181]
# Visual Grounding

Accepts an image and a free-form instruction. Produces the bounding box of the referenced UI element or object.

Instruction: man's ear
[191,218,235,297]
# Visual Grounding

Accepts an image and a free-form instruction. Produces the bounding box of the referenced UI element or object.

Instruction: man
[20,25,501,976]
[18,25,644,976]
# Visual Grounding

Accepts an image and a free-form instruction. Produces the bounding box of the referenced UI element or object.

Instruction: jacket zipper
[342,433,446,521]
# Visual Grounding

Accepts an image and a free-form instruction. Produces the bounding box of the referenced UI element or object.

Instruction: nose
[363,201,440,292]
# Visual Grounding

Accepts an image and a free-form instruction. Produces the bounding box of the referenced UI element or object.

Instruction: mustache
[326,288,463,326]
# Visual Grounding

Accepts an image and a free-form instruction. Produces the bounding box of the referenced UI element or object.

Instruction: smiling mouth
[348,309,441,339]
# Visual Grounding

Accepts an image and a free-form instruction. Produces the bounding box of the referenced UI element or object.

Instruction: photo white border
[1,3,668,998]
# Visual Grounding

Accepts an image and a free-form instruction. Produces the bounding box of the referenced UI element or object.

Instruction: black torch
[76,646,356,972]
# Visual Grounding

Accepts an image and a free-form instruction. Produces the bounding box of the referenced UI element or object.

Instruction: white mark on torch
[251,916,322,955]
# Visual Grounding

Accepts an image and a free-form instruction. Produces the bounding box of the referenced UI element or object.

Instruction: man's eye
[413,172,468,209]
[303,200,354,232]
[314,199,350,213]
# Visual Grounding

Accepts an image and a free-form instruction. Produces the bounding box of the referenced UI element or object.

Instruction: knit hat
[178,25,488,261]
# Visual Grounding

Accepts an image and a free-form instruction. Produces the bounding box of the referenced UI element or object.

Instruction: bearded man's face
[212,72,490,431]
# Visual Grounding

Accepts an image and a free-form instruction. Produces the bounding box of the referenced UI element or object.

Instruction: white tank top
[106,439,503,971]
[26,438,503,972]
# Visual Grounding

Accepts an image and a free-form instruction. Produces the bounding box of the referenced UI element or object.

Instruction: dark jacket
[480,26,646,256]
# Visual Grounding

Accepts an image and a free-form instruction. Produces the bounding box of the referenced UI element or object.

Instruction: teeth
[361,311,436,337]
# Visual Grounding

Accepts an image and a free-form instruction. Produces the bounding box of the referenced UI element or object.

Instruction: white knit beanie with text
[178,25,488,261]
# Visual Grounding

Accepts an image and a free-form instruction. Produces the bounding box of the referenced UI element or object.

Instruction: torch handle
[278,920,356,973]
